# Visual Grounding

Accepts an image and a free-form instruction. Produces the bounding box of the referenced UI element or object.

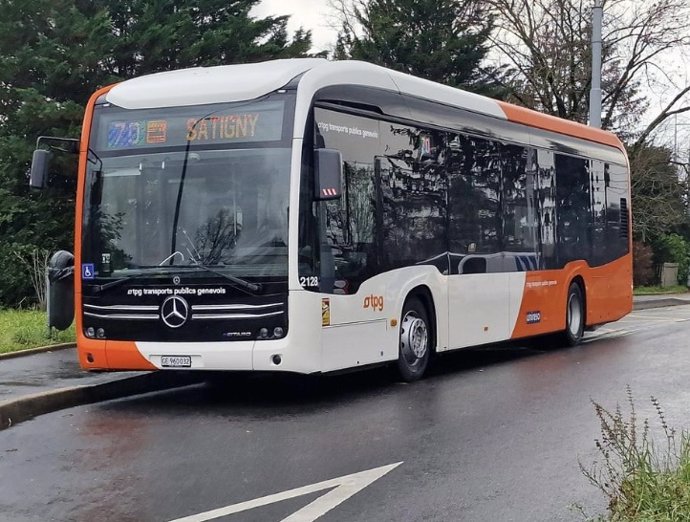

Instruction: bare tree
[486,0,690,143]
[13,249,51,310]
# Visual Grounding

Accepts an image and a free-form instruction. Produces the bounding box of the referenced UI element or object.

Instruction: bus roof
[105,59,624,152]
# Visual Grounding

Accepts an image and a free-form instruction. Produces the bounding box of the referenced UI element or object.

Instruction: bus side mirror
[46,250,74,331]
[314,148,343,200]
[29,136,79,190]
[30,149,52,190]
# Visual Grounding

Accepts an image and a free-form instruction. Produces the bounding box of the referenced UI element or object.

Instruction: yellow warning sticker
[322,298,331,327]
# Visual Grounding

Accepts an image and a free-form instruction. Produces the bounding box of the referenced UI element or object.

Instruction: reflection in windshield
[82,148,290,278]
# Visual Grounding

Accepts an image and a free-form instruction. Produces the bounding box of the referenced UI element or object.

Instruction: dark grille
[620,198,629,239]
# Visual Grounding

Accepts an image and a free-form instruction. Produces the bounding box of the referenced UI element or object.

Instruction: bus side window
[378,124,448,273]
[313,108,380,294]
[448,133,500,268]
[536,150,557,269]
[555,154,591,266]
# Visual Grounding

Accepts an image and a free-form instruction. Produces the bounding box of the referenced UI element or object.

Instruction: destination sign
[97,100,284,150]
[186,113,260,142]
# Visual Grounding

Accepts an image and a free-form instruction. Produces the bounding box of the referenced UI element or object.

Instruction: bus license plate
[161,355,191,368]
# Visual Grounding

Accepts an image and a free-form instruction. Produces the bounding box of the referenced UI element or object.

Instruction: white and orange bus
[31,59,632,381]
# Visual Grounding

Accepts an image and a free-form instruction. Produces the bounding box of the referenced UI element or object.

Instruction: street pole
[589,0,603,128]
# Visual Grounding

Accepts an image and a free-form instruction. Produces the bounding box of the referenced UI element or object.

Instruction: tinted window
[606,163,630,260]
[305,108,451,294]
[299,104,629,292]
[378,123,448,273]
[501,144,536,255]
[555,154,591,265]
[448,134,501,273]
[590,160,608,266]
[313,108,380,293]
[536,150,557,269]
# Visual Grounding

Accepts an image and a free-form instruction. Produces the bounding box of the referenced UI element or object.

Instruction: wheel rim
[567,292,582,337]
[400,311,428,364]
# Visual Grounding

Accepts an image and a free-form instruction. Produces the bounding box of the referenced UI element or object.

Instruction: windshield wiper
[182,263,263,295]
[86,264,262,296]
[87,268,178,295]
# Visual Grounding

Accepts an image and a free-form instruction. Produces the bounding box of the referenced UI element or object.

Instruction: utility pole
[589,0,603,128]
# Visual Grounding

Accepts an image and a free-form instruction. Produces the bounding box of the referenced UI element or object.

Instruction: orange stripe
[105,341,158,370]
[510,255,633,340]
[498,101,626,154]
[75,85,114,370]
[75,84,156,371]
[75,84,116,307]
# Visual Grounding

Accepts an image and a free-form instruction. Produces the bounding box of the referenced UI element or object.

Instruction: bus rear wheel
[561,282,585,346]
[397,297,431,382]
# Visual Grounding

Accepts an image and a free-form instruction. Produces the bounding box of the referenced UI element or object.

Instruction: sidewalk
[0,347,140,401]
[1,293,688,430]
[632,292,690,310]
[0,347,202,430]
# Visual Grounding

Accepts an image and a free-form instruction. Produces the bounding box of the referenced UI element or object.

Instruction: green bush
[654,234,690,285]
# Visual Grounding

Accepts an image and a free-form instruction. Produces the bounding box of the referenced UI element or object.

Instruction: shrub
[580,387,690,521]
[633,241,655,286]
[653,233,690,285]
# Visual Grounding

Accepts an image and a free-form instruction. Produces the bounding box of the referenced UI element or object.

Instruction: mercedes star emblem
[160,295,189,328]
[173,275,181,285]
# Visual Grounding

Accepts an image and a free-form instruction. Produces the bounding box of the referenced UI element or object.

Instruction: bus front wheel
[397,297,431,382]
[562,282,585,346]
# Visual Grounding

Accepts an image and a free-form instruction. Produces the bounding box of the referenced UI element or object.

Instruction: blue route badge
[82,263,95,280]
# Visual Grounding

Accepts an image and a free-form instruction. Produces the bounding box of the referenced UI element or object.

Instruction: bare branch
[488,0,690,135]
[633,86,690,151]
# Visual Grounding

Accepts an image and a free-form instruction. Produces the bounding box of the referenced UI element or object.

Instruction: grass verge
[634,285,689,295]
[0,309,75,354]
[580,387,690,521]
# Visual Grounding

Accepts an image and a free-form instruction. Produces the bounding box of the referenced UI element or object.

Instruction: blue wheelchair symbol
[82,263,95,280]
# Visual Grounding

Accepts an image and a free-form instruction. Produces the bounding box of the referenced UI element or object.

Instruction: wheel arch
[403,285,438,354]
[569,275,587,326]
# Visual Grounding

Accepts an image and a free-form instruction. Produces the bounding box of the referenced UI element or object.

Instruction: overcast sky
[251,0,338,52]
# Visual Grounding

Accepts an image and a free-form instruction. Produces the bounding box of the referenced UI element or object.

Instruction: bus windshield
[81,98,293,281]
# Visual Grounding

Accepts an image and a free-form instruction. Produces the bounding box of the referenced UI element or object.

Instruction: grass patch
[0,309,75,354]
[633,285,688,295]
[580,387,690,521]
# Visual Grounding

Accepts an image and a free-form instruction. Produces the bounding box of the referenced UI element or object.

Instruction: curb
[0,342,76,361]
[633,298,690,311]
[0,371,204,430]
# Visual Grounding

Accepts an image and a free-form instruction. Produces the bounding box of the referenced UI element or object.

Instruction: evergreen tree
[334,0,497,93]
[0,0,314,306]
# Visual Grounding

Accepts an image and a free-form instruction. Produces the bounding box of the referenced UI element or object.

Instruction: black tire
[561,282,585,346]
[397,297,432,382]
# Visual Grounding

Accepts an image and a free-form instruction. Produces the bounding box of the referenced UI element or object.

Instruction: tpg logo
[363,294,384,311]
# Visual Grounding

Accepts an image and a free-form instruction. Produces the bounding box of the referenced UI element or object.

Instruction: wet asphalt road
[2,306,690,522]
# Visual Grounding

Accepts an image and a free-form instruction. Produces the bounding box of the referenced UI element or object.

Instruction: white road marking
[628,315,690,321]
[168,462,402,522]
[584,307,690,342]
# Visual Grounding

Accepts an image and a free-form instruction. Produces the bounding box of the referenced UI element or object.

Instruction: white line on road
[627,315,690,322]
[168,462,403,522]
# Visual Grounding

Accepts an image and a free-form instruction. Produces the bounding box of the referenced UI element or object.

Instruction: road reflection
[92,335,620,417]
[72,404,154,521]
